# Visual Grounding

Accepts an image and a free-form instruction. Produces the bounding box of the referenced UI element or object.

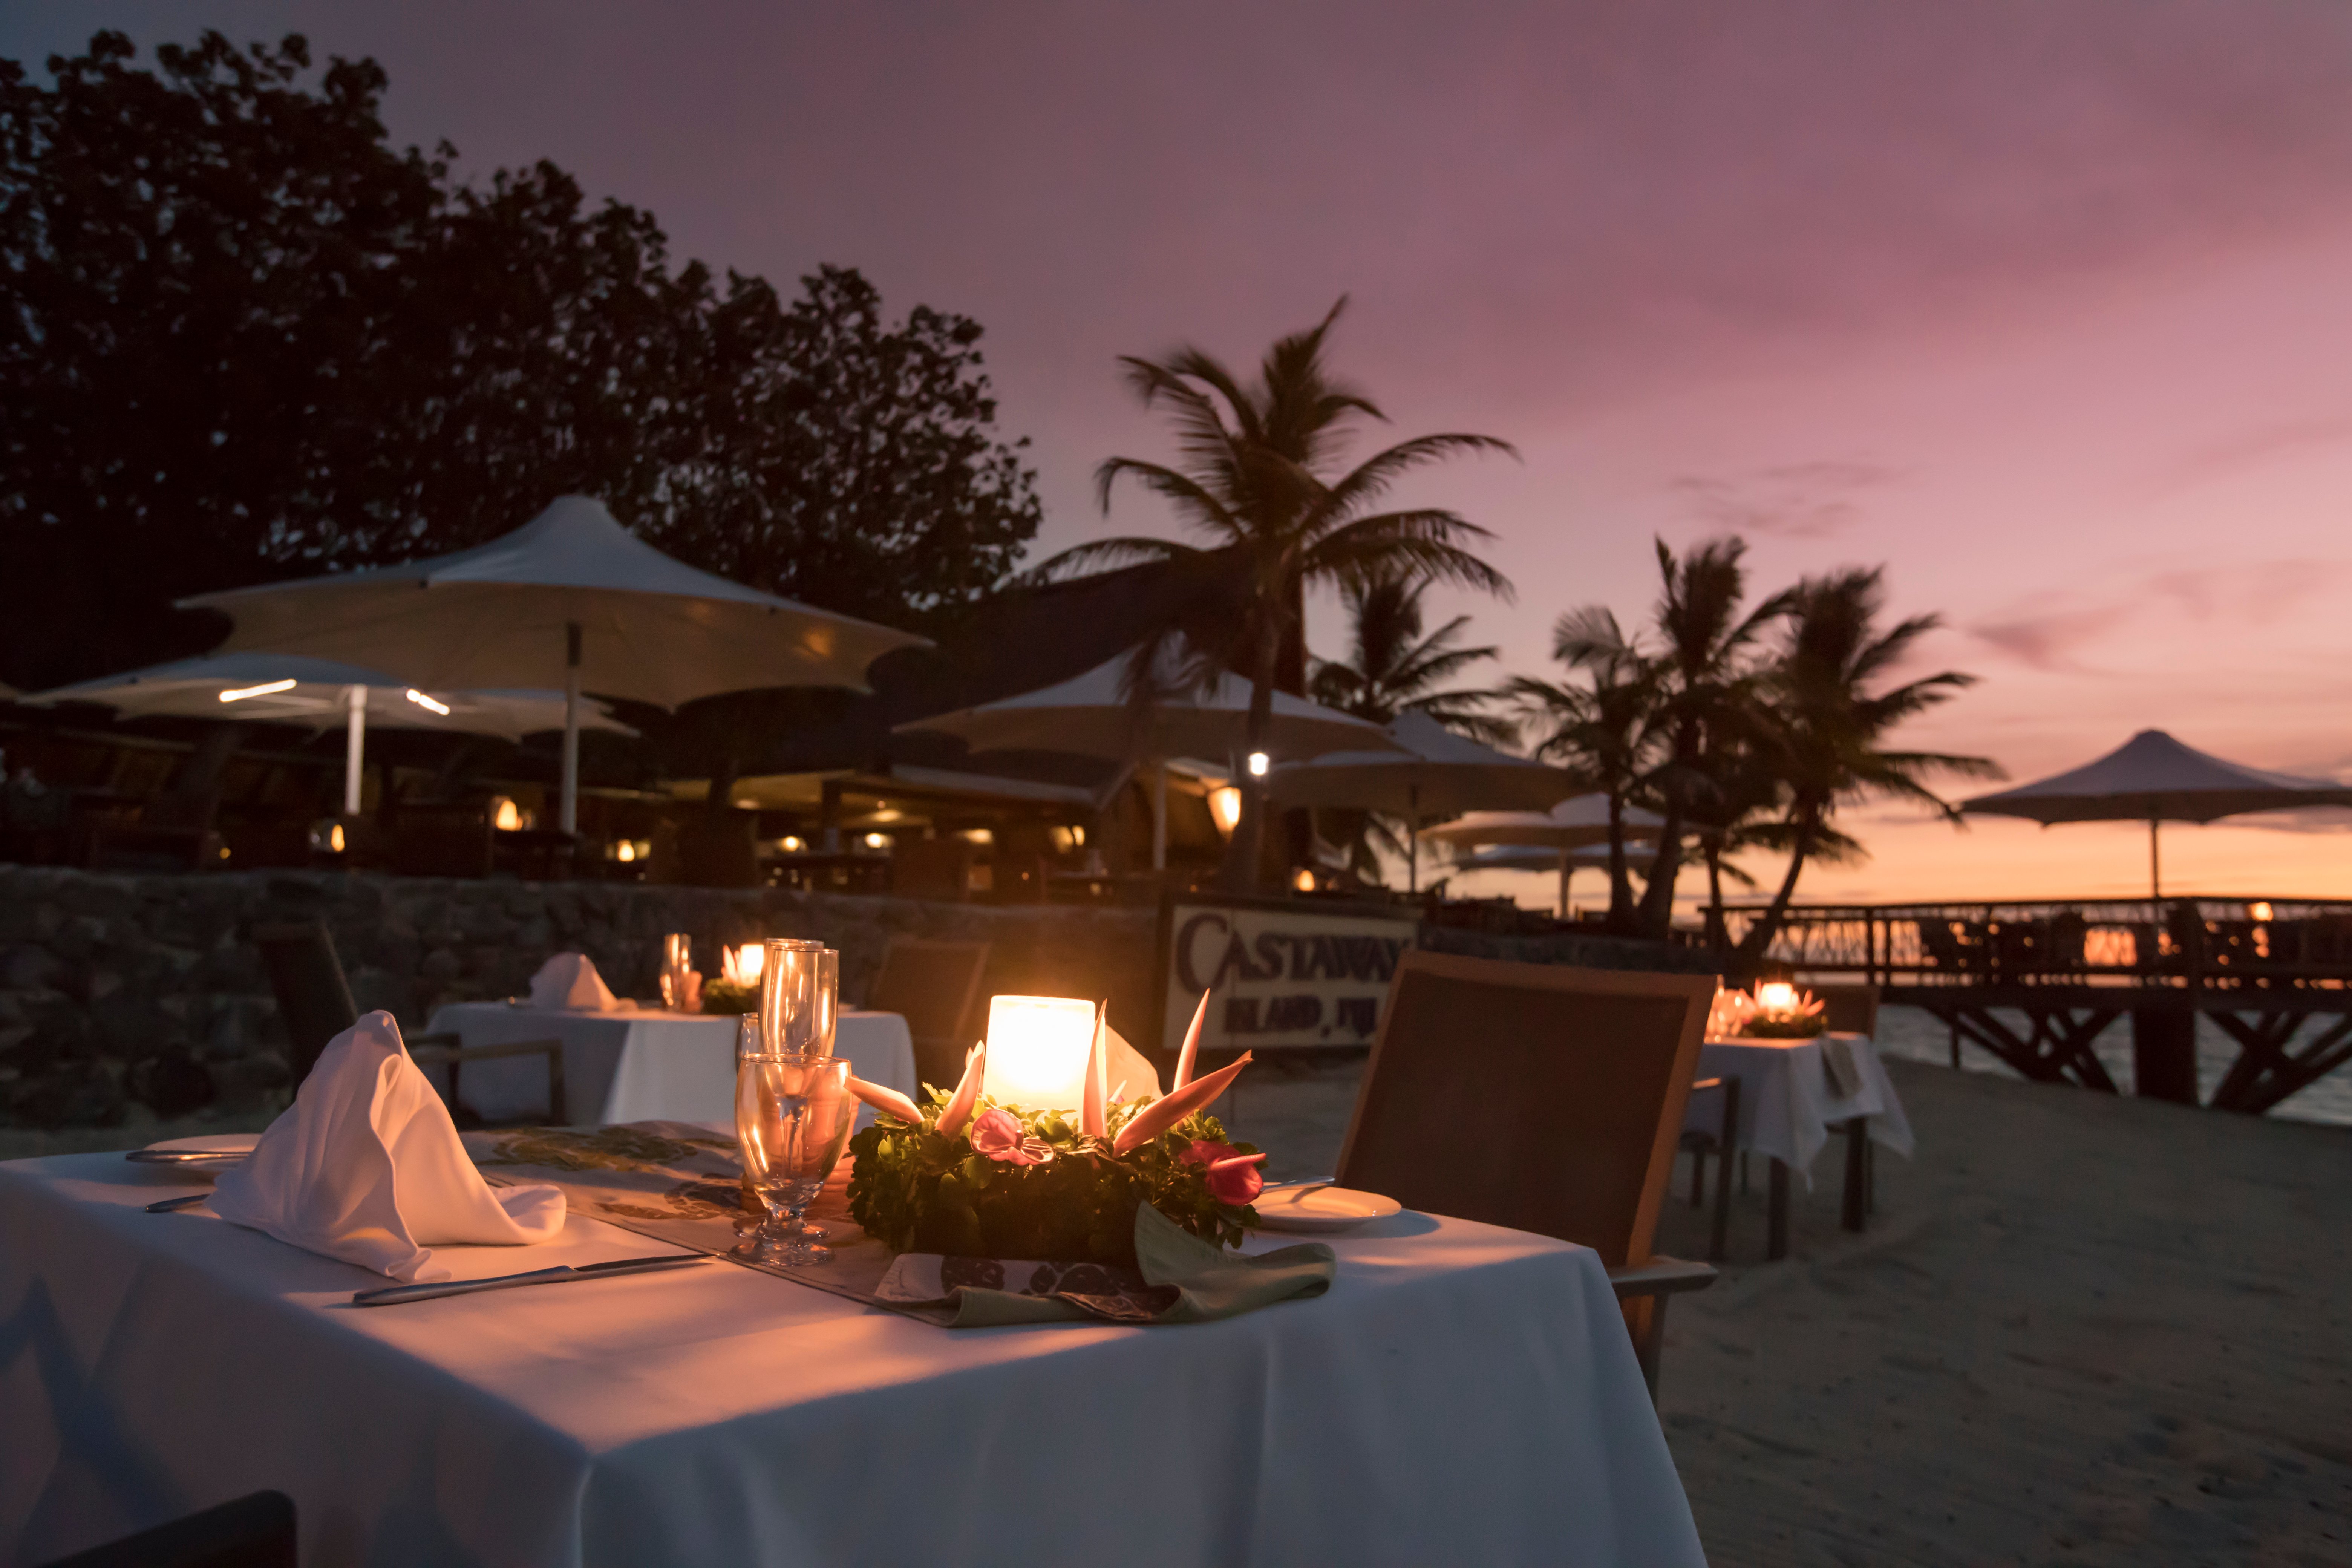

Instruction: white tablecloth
[424,1004,917,1132]
[1682,1031,1915,1180]
[0,1153,1704,1568]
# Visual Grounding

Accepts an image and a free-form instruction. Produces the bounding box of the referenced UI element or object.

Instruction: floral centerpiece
[1710,979,1827,1040]
[700,943,764,1015]
[843,993,1264,1267]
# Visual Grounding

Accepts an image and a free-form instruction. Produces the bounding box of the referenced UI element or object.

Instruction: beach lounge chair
[864,936,992,1097]
[252,921,565,1124]
[1336,950,1717,1398]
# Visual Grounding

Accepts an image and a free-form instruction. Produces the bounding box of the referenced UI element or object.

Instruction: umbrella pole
[1559,849,1570,921]
[1407,782,1419,896]
[560,621,582,837]
[1152,759,1167,871]
[343,685,366,817]
[2150,817,2161,901]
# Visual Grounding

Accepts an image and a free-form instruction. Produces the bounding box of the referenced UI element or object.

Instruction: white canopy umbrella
[1441,840,1653,919]
[1963,728,2352,897]
[899,646,1394,869]
[1266,710,1575,893]
[181,496,925,833]
[24,653,634,816]
[1419,795,1669,917]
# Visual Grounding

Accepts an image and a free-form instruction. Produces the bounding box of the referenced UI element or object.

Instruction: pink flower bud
[1111,1052,1251,1156]
[936,1042,986,1139]
[845,1075,922,1125]
[1171,989,1210,1089]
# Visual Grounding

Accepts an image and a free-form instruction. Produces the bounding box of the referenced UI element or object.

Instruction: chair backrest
[1336,950,1712,1268]
[1813,982,1879,1038]
[251,921,360,1086]
[865,937,992,1093]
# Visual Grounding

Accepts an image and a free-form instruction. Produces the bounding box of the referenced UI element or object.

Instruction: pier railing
[1720,897,2352,992]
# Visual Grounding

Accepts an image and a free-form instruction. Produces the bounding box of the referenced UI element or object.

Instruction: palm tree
[1731,567,1998,972]
[1510,607,1664,930]
[1309,573,1514,744]
[1035,300,1514,889]
[1631,537,1793,937]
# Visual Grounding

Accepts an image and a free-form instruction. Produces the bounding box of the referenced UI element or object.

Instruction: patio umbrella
[181,496,925,832]
[1443,841,1651,919]
[1419,795,1670,918]
[898,645,1393,869]
[1266,710,1576,893]
[23,653,634,816]
[1962,728,2352,898]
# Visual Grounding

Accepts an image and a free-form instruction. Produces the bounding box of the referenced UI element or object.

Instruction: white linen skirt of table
[0,1152,1706,1568]
[423,1004,917,1130]
[1683,1032,1916,1182]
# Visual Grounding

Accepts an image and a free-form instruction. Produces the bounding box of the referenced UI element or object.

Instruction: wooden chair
[1336,950,1718,1399]
[1676,1074,1742,1263]
[250,921,565,1123]
[864,937,992,1097]
[43,1488,296,1567]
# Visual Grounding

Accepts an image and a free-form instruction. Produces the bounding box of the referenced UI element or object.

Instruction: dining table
[0,1145,1707,1566]
[1682,1031,1914,1259]
[423,1002,918,1130]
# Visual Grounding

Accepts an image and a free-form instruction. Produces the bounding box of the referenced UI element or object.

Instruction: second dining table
[423,1001,920,1130]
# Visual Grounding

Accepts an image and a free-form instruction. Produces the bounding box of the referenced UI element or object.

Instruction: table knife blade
[351,1254,706,1308]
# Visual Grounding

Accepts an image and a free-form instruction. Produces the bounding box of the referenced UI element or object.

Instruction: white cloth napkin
[210,1011,566,1282]
[529,952,620,1011]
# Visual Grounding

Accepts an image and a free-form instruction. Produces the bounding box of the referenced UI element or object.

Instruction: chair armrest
[1606,1256,1718,1300]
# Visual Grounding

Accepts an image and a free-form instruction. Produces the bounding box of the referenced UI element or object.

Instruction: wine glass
[735,1050,855,1267]
[658,933,694,1011]
[758,940,836,1056]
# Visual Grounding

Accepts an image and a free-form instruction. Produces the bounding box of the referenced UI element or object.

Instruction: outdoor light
[404,689,451,716]
[491,798,523,831]
[1292,868,1317,893]
[779,835,805,853]
[329,822,345,854]
[980,996,1098,1110]
[615,841,636,862]
[1247,751,1270,777]
[1207,785,1243,836]
[2250,901,2275,922]
[863,832,888,849]
[219,678,296,703]
[961,828,994,845]
[734,797,760,810]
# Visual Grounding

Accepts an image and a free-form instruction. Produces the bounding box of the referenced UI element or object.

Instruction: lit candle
[1755,981,1800,1021]
[979,995,1099,1110]
[723,943,766,986]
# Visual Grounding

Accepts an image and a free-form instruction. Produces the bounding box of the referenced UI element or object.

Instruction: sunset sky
[12,2,2352,905]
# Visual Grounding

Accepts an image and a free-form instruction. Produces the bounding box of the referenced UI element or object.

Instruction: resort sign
[1157,896,1421,1052]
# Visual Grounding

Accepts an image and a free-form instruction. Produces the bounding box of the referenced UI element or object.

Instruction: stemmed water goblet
[733,1045,855,1268]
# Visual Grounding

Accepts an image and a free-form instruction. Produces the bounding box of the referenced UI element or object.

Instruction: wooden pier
[1722,898,2352,1114]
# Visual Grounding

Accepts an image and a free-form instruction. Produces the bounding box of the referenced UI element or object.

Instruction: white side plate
[126,1133,261,1169]
[1253,1184,1403,1233]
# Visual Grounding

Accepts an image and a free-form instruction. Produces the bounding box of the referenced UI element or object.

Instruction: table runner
[2,1148,1704,1566]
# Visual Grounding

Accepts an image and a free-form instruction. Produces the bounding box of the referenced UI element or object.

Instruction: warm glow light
[219,678,296,703]
[869,808,903,823]
[2250,901,2275,922]
[1246,751,1270,777]
[960,828,993,845]
[1208,786,1243,835]
[734,797,760,809]
[864,832,889,849]
[492,797,523,832]
[616,841,636,862]
[404,689,451,716]
[1756,981,1800,1019]
[981,996,1098,1110]
[1292,868,1317,892]
[723,943,765,986]
[779,835,804,853]
[328,823,346,854]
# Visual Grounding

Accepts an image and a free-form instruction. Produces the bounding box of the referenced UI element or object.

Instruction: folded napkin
[529,952,620,1011]
[1821,1034,1864,1100]
[211,1011,566,1282]
[876,1201,1335,1327]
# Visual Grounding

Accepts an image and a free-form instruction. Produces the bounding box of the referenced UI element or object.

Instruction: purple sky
[15,1,2352,899]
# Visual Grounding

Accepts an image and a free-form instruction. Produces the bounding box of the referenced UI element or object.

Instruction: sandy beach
[1219,1053,2351,1566]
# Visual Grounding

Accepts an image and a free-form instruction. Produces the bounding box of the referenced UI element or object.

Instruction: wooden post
[2130,1006,2198,1103]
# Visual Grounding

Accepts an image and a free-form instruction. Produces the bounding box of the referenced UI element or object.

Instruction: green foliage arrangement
[847,1090,1260,1268]
[699,980,757,1016]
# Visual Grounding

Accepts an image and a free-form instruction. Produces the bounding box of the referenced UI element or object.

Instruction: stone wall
[0,866,1711,1131]
[0,867,1155,1130]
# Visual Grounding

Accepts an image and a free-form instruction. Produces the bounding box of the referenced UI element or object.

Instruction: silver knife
[351,1254,707,1307]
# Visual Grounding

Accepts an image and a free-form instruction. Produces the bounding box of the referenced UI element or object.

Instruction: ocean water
[1873,1006,2352,1128]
